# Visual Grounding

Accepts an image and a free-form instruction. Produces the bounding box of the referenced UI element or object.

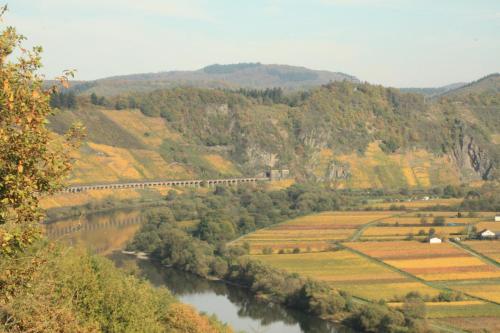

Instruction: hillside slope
[68,63,358,96]
[49,80,499,189]
[441,73,500,97]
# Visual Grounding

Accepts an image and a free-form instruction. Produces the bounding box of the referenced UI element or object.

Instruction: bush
[433,216,446,226]
[0,242,231,333]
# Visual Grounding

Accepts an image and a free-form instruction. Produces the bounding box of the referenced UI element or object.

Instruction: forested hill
[65,63,358,96]
[440,73,500,97]
[49,78,499,189]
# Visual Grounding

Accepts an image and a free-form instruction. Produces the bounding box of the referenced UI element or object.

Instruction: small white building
[495,215,500,222]
[480,229,496,239]
[429,237,442,244]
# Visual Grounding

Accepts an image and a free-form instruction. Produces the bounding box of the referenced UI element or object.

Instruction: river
[45,209,355,333]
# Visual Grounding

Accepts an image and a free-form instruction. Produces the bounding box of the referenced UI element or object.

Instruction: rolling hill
[67,63,358,96]
[48,72,499,189]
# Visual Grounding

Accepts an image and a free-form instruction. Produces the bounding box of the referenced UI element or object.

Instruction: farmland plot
[235,211,397,253]
[361,225,467,240]
[346,241,500,282]
[446,281,500,304]
[463,240,500,261]
[251,250,440,301]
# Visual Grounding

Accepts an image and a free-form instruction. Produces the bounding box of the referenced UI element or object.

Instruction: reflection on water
[48,209,355,333]
[44,209,144,255]
[111,253,353,333]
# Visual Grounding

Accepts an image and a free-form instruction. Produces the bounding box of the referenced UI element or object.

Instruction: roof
[479,229,496,236]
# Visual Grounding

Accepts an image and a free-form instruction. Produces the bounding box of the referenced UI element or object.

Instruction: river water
[45,209,354,333]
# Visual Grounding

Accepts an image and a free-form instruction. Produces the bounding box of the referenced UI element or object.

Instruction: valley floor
[233,210,500,332]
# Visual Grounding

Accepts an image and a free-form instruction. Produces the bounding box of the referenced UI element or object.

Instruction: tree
[433,216,446,226]
[90,92,99,105]
[0,9,83,233]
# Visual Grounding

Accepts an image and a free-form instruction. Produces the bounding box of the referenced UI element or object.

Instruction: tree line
[128,184,435,332]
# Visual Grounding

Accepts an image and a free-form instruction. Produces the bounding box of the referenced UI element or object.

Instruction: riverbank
[113,251,351,333]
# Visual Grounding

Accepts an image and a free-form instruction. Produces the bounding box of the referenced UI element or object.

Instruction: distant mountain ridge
[400,82,467,97]
[400,73,500,98]
[68,63,359,96]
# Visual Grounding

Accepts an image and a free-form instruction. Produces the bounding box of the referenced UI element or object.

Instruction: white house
[495,215,500,222]
[480,229,496,239]
[429,237,442,244]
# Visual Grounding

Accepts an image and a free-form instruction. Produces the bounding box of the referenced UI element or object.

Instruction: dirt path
[348,211,407,242]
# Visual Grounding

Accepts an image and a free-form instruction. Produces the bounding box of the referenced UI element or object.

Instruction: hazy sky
[6,0,500,87]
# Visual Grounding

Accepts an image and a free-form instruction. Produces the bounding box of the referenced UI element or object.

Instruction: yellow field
[447,282,500,304]
[475,222,500,233]
[234,211,397,253]
[463,240,500,261]
[251,251,440,301]
[346,241,500,282]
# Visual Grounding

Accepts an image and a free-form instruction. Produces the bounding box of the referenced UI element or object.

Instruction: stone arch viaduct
[62,177,269,193]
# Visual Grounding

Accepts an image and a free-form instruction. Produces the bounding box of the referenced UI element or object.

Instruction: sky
[5,0,500,87]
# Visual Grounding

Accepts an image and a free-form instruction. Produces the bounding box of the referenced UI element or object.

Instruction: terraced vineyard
[254,250,439,301]
[346,241,500,282]
[233,210,500,332]
[359,212,493,241]
[234,211,398,253]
